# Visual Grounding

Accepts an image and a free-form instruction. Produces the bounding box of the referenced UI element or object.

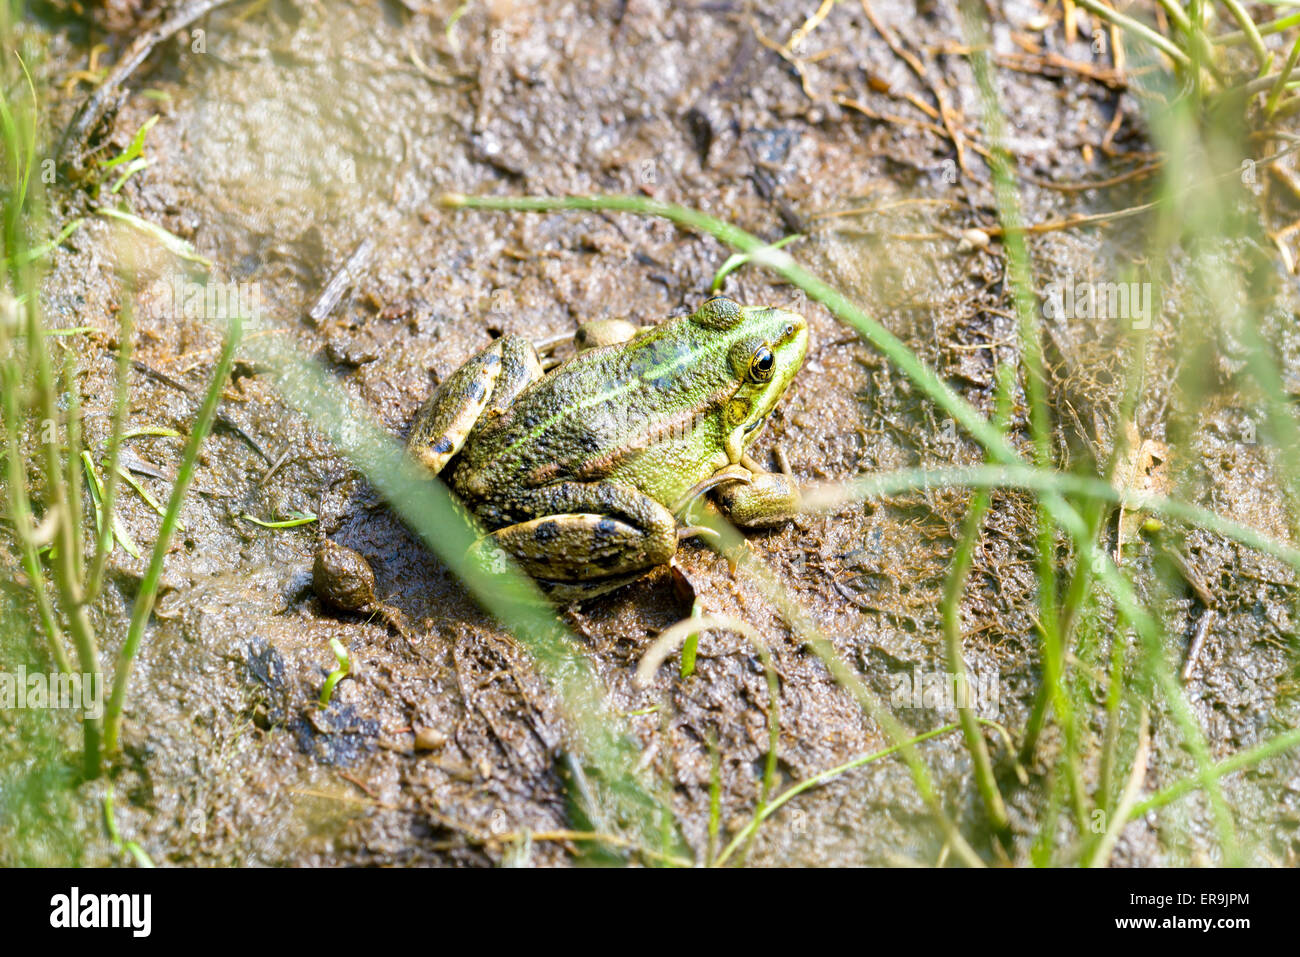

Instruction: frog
[406,295,809,600]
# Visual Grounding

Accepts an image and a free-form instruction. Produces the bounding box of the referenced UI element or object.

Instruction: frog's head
[692,296,809,463]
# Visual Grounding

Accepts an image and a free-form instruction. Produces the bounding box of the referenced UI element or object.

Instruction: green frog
[407,295,809,599]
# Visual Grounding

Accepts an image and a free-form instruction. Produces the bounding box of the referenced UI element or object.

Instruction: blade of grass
[706,733,721,865]
[1265,33,1300,117]
[681,505,985,866]
[122,426,181,440]
[1220,0,1271,71]
[1215,9,1300,45]
[811,471,1253,860]
[1030,765,1066,866]
[0,218,84,269]
[85,292,134,600]
[95,207,212,267]
[60,349,86,583]
[711,234,802,291]
[679,600,702,678]
[634,612,781,834]
[1087,704,1150,866]
[80,451,140,559]
[0,319,71,673]
[103,786,154,867]
[0,41,78,684]
[108,157,151,195]
[1096,620,1130,814]
[1069,0,1192,68]
[1126,726,1300,819]
[100,114,158,170]
[801,465,1300,573]
[1041,276,1157,770]
[961,0,1085,832]
[318,638,350,708]
[115,464,179,526]
[104,313,242,754]
[445,0,474,51]
[1076,532,1239,859]
[0,51,37,223]
[715,722,963,866]
[22,290,103,778]
[940,362,1014,833]
[241,510,317,528]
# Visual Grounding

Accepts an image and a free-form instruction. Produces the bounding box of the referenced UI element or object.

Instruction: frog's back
[450,320,734,513]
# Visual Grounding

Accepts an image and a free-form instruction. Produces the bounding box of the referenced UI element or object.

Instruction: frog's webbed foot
[406,335,543,476]
[713,468,802,528]
[670,464,752,519]
[468,481,678,586]
[711,453,801,528]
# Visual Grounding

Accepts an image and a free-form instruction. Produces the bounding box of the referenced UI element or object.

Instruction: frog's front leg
[712,454,802,529]
[407,335,543,476]
[472,481,678,584]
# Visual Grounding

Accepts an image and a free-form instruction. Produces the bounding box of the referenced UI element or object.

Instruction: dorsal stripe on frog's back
[493,319,731,465]
[570,379,735,481]
[523,460,561,486]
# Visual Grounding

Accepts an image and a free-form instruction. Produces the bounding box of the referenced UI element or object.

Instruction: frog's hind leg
[539,570,661,603]
[407,335,542,476]
[473,481,677,584]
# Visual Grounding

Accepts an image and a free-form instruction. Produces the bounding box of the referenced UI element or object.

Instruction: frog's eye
[695,296,743,330]
[749,345,775,382]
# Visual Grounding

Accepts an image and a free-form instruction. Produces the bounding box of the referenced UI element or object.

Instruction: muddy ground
[4,0,1300,865]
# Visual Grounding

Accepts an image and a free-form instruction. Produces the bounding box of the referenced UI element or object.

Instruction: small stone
[957,228,990,252]
[414,727,448,751]
[313,539,378,613]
